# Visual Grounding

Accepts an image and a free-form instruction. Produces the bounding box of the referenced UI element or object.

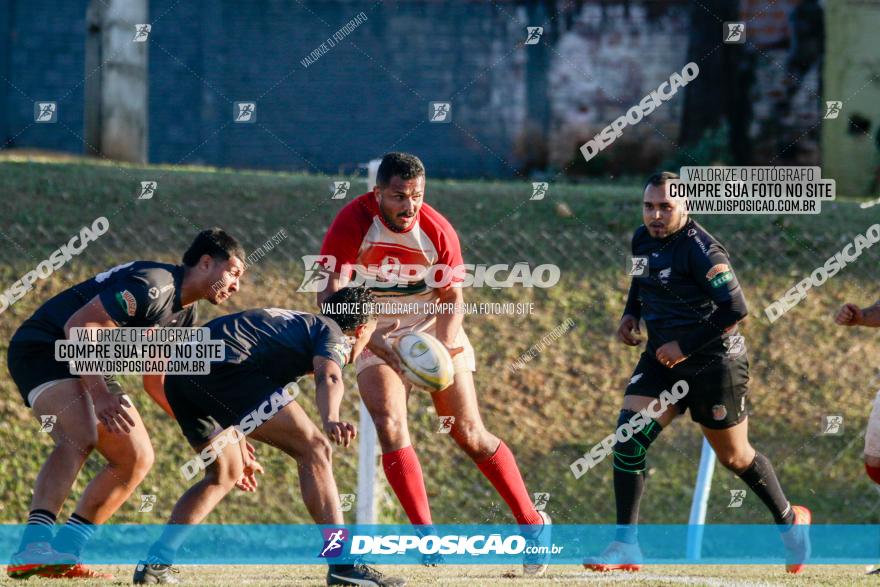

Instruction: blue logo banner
[0,524,875,565]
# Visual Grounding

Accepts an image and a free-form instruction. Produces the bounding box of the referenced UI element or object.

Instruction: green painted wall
[822,0,880,197]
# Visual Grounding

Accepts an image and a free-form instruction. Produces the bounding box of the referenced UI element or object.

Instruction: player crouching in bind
[133,287,405,587]
[583,172,810,574]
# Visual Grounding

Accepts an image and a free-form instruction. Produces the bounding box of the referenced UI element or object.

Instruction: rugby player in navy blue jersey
[6,229,245,580]
[583,172,810,574]
[133,287,405,587]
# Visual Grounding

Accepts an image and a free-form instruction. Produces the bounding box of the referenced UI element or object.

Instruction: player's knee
[372,414,407,444]
[611,410,662,474]
[205,459,243,488]
[716,450,754,473]
[127,443,155,482]
[307,434,333,464]
[60,427,99,456]
[450,421,493,455]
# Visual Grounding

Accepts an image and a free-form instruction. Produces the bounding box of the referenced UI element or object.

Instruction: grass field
[0,156,879,585]
[2,564,880,586]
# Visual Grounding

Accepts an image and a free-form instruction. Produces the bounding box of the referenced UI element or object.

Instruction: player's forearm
[435,287,463,347]
[65,315,117,400]
[315,273,345,309]
[143,374,175,418]
[80,374,113,400]
[315,372,344,423]
[623,279,641,320]
[860,303,880,327]
[678,297,748,356]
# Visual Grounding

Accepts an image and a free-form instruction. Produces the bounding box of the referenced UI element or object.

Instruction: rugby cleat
[420,552,444,567]
[523,511,552,576]
[133,560,180,584]
[782,504,811,574]
[327,563,406,586]
[583,540,643,572]
[6,542,77,580]
[38,562,114,579]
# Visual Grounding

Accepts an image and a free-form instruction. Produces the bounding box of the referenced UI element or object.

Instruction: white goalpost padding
[355,158,383,525]
[356,401,380,523]
[687,437,718,559]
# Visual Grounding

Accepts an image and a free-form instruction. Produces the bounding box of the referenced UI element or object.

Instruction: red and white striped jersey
[319,192,464,307]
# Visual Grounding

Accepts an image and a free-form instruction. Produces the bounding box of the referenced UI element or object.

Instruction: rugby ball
[392,332,455,392]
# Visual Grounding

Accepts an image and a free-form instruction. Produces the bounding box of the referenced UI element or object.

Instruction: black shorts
[625,351,750,429]
[7,337,124,407]
[165,363,294,447]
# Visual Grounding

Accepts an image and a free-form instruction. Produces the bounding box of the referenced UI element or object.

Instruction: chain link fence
[0,189,878,524]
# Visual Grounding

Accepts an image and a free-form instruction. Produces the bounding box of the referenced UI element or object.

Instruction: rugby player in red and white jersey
[835,300,880,488]
[317,152,550,575]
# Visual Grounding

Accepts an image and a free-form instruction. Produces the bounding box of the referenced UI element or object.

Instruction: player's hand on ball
[94,392,135,434]
[656,341,686,368]
[368,319,403,374]
[834,303,863,326]
[617,315,643,346]
[324,420,357,447]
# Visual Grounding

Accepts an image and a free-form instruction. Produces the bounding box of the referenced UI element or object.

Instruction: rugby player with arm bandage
[583,172,811,574]
[316,152,550,575]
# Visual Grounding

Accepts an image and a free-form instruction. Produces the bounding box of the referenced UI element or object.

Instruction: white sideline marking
[434,573,781,586]
[550,573,780,586]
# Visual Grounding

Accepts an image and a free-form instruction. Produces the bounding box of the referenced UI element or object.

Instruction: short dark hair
[376,152,425,186]
[645,171,680,188]
[321,286,377,332]
[182,228,245,267]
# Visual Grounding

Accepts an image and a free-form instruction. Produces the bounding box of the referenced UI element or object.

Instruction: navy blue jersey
[624,219,748,357]
[13,261,196,343]
[205,308,350,386]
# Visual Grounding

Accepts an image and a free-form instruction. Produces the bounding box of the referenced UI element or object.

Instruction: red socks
[383,442,542,526]
[867,463,880,485]
[477,441,543,525]
[382,446,433,525]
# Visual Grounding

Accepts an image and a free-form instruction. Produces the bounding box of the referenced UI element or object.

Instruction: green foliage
[661,123,733,172]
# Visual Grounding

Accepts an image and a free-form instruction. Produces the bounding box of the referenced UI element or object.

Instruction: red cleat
[583,541,643,572]
[38,562,114,579]
[782,504,811,574]
[6,542,77,580]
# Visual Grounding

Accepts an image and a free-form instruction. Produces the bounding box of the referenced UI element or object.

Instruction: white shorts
[27,378,132,411]
[27,378,79,407]
[356,315,476,376]
[865,390,880,458]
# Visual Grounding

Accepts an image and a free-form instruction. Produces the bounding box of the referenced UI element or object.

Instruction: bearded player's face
[375,175,425,231]
[643,182,687,239]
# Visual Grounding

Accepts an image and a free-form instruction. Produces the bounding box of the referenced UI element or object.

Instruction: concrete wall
[822,0,880,197]
[0,0,825,178]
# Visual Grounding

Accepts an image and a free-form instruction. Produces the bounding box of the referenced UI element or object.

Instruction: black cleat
[327,563,406,586]
[132,560,180,584]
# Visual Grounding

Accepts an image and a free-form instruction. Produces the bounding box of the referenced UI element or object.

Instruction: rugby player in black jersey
[6,229,245,580]
[583,172,810,574]
[132,287,405,587]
